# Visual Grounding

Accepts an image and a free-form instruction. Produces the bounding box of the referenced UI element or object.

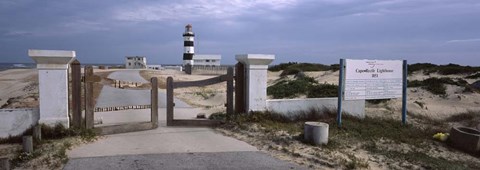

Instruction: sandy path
[95,70,191,108]
[108,69,149,83]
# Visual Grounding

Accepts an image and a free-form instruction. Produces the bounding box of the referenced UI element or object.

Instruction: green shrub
[408,63,480,75]
[407,77,471,95]
[466,73,480,79]
[209,112,227,120]
[267,76,341,99]
[267,79,312,99]
[269,62,337,76]
[280,68,302,77]
[41,124,96,141]
[307,84,338,98]
[408,78,447,95]
[425,84,447,95]
[298,76,317,84]
[268,62,298,72]
[408,63,437,75]
[437,64,479,75]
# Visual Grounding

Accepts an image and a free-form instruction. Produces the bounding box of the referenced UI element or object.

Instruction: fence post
[151,77,158,128]
[33,125,41,141]
[22,136,33,153]
[84,66,94,129]
[0,157,9,170]
[71,59,82,128]
[166,77,174,126]
[235,62,245,114]
[226,67,234,119]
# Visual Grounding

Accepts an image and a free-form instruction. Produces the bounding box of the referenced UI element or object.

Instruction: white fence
[266,98,365,118]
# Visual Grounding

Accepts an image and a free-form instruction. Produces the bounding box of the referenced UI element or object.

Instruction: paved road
[64,152,305,170]
[96,70,190,108]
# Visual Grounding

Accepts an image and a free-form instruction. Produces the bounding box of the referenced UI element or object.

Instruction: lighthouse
[183,24,195,66]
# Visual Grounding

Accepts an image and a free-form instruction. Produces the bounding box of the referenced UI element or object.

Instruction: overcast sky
[1,0,479,65]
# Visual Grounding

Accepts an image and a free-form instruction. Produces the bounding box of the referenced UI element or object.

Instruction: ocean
[0,63,131,71]
[0,63,36,71]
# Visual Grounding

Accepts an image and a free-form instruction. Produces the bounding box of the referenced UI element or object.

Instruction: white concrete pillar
[235,54,275,112]
[29,49,76,127]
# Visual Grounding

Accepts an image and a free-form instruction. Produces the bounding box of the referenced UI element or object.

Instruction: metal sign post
[337,59,345,127]
[402,60,408,125]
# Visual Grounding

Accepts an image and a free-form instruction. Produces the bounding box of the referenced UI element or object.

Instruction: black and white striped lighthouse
[183,24,195,66]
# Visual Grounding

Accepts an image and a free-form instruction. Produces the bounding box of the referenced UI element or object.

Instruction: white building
[147,65,162,70]
[125,56,147,69]
[193,54,221,66]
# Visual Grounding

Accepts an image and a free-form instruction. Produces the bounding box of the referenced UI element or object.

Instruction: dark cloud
[0,0,479,65]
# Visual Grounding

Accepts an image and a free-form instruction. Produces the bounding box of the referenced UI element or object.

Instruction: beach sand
[0,69,38,108]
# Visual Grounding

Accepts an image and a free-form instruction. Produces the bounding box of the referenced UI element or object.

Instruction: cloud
[62,20,109,32]
[114,0,298,22]
[445,38,480,44]
[3,31,34,37]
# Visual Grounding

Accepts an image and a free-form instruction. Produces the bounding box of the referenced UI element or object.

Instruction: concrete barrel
[304,122,314,141]
[448,126,480,153]
[304,122,329,145]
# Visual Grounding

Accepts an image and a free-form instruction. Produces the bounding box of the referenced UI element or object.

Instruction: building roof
[125,56,146,59]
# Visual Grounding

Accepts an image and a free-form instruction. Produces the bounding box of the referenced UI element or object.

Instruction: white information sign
[344,59,403,100]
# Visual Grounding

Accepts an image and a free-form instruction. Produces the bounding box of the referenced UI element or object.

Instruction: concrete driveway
[64,70,306,170]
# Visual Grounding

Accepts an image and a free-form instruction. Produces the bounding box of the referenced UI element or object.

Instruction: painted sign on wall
[344,59,403,100]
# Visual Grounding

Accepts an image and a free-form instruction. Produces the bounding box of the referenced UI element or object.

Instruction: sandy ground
[0,69,38,108]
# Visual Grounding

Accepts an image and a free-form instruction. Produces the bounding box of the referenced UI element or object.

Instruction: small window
[128,63,131,66]
[206,60,210,62]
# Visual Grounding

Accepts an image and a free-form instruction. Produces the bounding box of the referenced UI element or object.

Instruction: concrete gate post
[29,49,76,127]
[235,54,275,112]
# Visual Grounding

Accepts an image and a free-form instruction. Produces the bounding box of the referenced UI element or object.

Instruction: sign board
[344,59,403,100]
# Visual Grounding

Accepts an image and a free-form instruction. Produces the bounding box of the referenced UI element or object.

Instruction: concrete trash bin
[304,122,329,145]
[448,126,480,153]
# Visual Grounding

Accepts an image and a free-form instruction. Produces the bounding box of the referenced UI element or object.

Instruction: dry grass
[1,124,97,169]
[216,110,480,169]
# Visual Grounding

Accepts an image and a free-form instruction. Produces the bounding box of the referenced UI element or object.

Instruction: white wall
[0,109,39,138]
[193,54,221,66]
[125,57,147,69]
[266,98,365,118]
